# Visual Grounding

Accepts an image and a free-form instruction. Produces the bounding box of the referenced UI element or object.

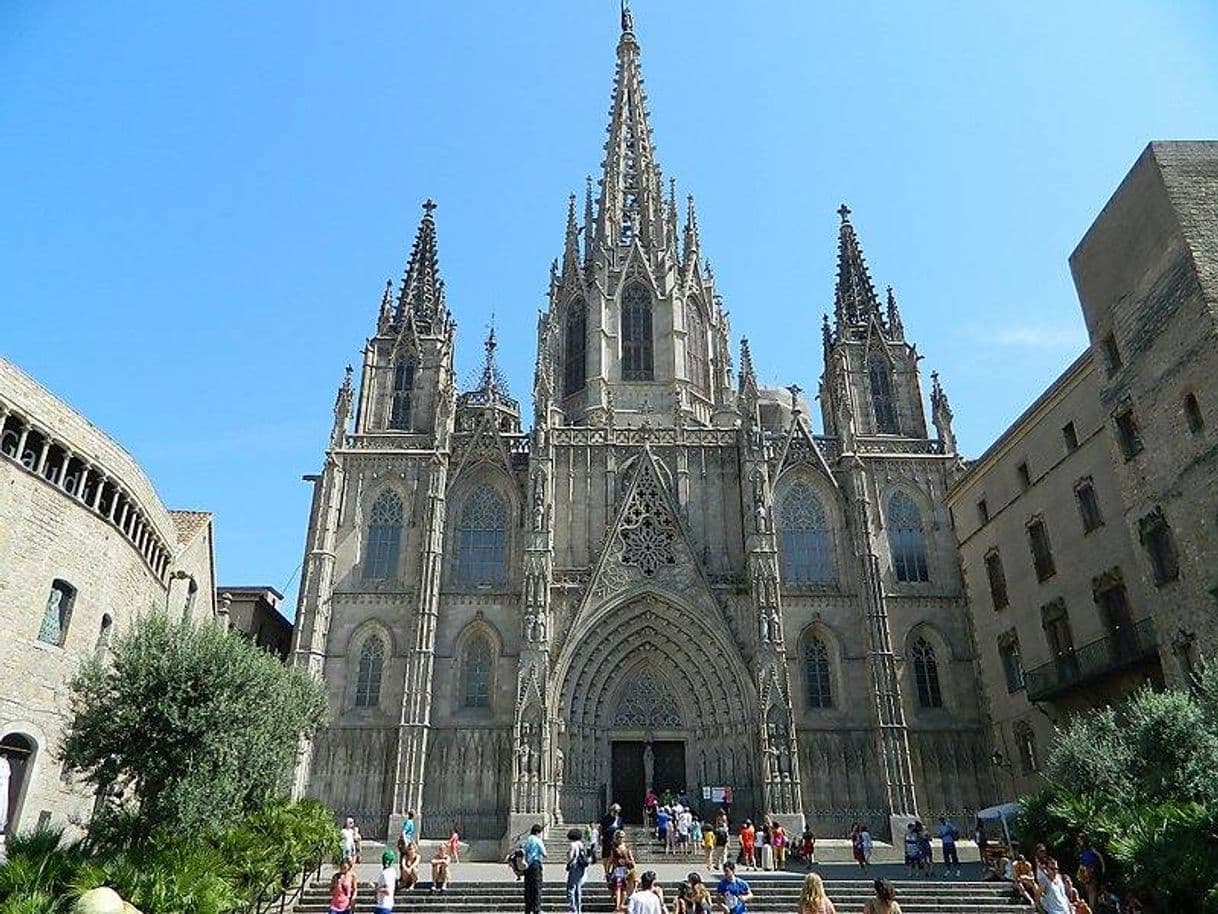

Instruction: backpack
[507,848,528,876]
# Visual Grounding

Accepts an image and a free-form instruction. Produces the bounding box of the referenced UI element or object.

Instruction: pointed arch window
[37,579,76,646]
[1014,721,1039,773]
[364,491,404,580]
[869,354,899,434]
[456,485,508,584]
[803,636,833,709]
[389,359,414,430]
[621,283,654,381]
[462,634,493,708]
[686,299,710,396]
[887,491,929,582]
[779,482,835,584]
[911,636,943,708]
[564,298,587,396]
[354,635,385,708]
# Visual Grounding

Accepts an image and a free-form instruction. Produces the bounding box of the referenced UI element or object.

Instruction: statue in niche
[642,741,655,788]
[532,472,546,531]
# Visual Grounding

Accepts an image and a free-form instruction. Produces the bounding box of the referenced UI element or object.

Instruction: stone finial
[833,204,882,332]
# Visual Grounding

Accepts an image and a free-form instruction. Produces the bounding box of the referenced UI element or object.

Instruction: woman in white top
[1035,857,1072,914]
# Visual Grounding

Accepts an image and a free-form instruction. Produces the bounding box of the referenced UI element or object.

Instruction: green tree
[60,614,327,836]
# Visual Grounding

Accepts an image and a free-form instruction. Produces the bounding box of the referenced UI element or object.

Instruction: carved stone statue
[642,741,655,788]
[532,472,547,531]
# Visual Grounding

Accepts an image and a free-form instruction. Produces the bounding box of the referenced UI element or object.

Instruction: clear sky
[3,2,1216,610]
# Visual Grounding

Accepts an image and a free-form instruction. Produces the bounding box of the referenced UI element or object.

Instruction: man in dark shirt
[600,803,622,874]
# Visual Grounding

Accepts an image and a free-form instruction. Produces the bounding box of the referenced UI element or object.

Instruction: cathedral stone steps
[294,876,1018,913]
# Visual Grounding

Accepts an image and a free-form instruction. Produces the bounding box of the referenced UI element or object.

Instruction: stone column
[390,453,449,836]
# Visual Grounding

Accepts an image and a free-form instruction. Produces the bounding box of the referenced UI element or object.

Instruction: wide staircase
[295,873,1018,913]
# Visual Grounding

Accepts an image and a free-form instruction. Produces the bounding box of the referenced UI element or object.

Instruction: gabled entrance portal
[610,740,685,824]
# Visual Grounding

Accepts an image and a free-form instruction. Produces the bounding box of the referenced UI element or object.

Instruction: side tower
[808,206,992,835]
[292,203,459,839]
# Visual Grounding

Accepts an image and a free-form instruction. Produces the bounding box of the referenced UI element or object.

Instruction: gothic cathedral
[292,7,994,848]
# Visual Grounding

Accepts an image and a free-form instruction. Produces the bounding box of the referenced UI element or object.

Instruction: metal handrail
[1025,616,1158,701]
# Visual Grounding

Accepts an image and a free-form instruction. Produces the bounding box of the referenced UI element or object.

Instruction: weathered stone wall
[1070,141,1218,682]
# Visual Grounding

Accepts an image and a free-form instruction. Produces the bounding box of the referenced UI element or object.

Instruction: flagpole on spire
[621,0,633,33]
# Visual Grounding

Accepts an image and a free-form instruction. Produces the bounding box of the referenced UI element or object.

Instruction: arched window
[686,299,710,396]
[354,635,385,708]
[389,359,414,430]
[364,491,404,580]
[804,636,833,709]
[456,485,508,584]
[564,299,587,396]
[911,637,943,708]
[37,579,76,646]
[887,491,929,582]
[779,483,835,584]
[95,614,114,659]
[621,283,654,381]
[869,354,899,434]
[462,634,493,708]
[1014,722,1039,774]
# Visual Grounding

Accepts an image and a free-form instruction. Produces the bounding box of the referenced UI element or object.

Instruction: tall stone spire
[395,199,447,332]
[833,204,882,333]
[562,193,581,277]
[886,285,905,339]
[683,195,701,265]
[596,1,665,251]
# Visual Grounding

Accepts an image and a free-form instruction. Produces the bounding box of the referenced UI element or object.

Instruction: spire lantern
[395,199,448,332]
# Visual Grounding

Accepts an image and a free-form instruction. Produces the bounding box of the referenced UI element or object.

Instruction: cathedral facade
[292,8,994,849]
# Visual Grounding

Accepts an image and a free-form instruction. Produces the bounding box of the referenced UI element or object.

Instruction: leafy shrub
[61,614,327,836]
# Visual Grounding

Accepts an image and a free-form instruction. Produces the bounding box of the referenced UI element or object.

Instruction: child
[399,840,420,892]
[339,816,362,864]
[702,824,716,870]
[800,829,817,870]
[448,824,461,863]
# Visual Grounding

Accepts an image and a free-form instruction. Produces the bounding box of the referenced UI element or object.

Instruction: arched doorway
[0,733,37,836]
[552,592,760,825]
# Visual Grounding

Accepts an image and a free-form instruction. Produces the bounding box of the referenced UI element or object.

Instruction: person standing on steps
[328,858,357,914]
[373,849,397,914]
[566,825,589,914]
[714,861,754,914]
[608,830,635,913]
[522,822,547,914]
[712,810,730,871]
[938,817,960,877]
[401,809,417,849]
[601,803,623,875]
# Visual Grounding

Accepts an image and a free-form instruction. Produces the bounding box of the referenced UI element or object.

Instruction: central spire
[596,1,665,251]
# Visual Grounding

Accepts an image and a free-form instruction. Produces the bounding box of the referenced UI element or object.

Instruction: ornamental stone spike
[833,203,882,333]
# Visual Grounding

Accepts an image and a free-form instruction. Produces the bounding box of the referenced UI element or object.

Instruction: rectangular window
[1062,421,1079,451]
[998,634,1025,693]
[1041,598,1078,680]
[1139,509,1179,585]
[1114,404,1143,460]
[985,550,1009,610]
[1076,479,1104,533]
[977,499,989,525]
[1027,518,1056,582]
[1094,573,1136,659]
[1016,461,1031,490]
[1101,332,1122,375]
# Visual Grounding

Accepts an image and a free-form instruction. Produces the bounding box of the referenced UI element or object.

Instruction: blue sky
[2,2,1215,609]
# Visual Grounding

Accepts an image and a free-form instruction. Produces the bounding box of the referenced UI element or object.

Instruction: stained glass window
[389,360,414,430]
[364,491,404,580]
[779,482,835,584]
[564,299,587,396]
[887,491,929,582]
[463,635,493,708]
[355,636,385,708]
[621,284,654,381]
[911,637,943,708]
[686,299,709,395]
[804,637,833,708]
[456,485,508,584]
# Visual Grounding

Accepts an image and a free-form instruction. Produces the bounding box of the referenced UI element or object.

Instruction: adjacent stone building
[1070,142,1218,682]
[220,585,293,659]
[948,141,1217,797]
[946,353,1162,797]
[0,357,218,837]
[292,8,994,850]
